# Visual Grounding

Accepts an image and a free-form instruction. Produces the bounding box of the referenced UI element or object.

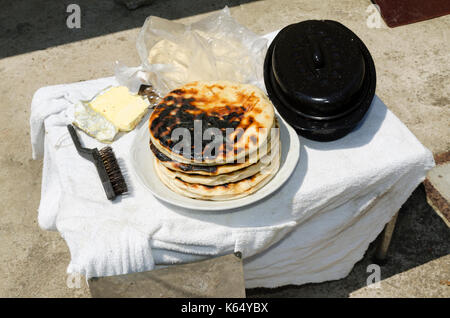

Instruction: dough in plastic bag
[115,7,268,96]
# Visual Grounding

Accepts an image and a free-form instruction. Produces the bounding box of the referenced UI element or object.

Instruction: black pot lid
[264,20,376,141]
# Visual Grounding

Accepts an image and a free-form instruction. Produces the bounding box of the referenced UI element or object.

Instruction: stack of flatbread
[148,81,281,201]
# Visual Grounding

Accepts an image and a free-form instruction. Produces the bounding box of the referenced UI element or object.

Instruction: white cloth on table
[30,33,434,287]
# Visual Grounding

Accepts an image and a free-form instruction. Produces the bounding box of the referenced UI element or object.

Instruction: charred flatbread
[150,118,278,176]
[159,136,279,186]
[154,143,281,201]
[149,81,275,166]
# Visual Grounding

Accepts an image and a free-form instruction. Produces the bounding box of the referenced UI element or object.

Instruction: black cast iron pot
[264,20,376,141]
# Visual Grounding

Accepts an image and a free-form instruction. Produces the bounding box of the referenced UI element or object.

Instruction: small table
[31,76,433,289]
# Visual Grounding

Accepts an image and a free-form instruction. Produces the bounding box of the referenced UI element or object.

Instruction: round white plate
[130,113,300,211]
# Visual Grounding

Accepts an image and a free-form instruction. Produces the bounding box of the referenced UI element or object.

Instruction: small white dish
[129,113,300,211]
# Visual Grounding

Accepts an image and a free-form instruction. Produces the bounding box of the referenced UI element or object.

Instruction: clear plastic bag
[115,7,268,96]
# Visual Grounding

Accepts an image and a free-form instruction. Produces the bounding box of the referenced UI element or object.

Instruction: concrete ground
[0,0,448,297]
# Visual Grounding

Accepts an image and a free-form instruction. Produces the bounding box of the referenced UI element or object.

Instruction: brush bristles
[99,147,128,196]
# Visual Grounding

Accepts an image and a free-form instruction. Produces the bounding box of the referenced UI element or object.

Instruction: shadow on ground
[247,184,450,297]
[0,0,260,59]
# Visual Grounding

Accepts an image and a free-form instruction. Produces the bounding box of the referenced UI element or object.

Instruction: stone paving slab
[425,152,450,227]
[89,253,245,298]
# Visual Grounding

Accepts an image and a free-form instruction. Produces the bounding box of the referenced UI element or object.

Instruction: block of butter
[89,86,150,132]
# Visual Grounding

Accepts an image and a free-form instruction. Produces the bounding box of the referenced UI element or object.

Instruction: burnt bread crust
[149,81,275,166]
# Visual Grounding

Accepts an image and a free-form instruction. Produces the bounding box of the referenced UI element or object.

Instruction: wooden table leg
[374,211,399,265]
